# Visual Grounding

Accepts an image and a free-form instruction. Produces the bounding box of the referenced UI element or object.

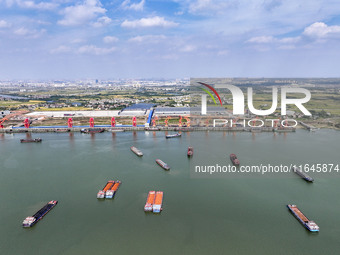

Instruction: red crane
[0,118,8,128]
[68,118,73,128]
[24,118,30,128]
[89,117,94,128]
[111,117,116,127]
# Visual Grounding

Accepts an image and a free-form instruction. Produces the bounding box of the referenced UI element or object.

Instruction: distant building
[154,106,230,116]
[120,103,155,116]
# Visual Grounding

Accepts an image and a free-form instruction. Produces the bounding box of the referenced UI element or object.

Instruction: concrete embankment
[0,126,296,133]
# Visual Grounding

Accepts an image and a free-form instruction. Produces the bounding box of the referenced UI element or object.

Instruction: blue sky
[1,0,340,79]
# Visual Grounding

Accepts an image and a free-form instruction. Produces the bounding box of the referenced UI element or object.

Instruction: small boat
[292,166,314,182]
[105,181,121,198]
[187,147,193,157]
[165,133,181,139]
[230,153,240,166]
[20,138,42,143]
[22,200,58,227]
[156,159,170,170]
[131,146,143,157]
[153,191,163,213]
[80,128,105,134]
[97,180,114,199]
[287,204,319,232]
[144,191,156,212]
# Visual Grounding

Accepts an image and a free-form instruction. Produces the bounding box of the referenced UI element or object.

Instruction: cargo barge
[165,133,181,139]
[131,146,143,157]
[187,147,193,157]
[97,180,114,199]
[105,180,121,198]
[287,204,319,232]
[80,128,105,134]
[153,191,163,213]
[156,159,170,170]
[292,166,314,182]
[20,138,42,143]
[230,153,240,166]
[144,191,156,212]
[22,200,58,227]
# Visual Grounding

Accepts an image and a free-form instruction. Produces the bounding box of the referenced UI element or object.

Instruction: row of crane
[0,115,190,128]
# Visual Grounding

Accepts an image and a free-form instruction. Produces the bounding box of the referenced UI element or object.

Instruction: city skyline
[1,0,340,79]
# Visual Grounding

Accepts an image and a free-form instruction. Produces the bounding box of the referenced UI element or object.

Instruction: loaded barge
[131,146,143,157]
[292,166,314,182]
[156,159,170,170]
[153,191,163,213]
[97,180,114,199]
[22,200,58,227]
[20,138,42,143]
[105,181,121,198]
[165,133,181,139]
[187,147,194,157]
[230,153,240,166]
[80,128,105,134]
[144,191,156,212]
[287,204,319,232]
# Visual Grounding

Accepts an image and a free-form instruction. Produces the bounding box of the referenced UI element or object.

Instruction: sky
[1,0,340,79]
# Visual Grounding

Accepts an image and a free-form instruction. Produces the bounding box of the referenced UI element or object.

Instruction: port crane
[111,117,116,127]
[89,117,94,128]
[67,118,73,128]
[0,111,28,128]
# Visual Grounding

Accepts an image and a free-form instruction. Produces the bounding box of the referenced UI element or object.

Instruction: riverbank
[0,126,298,133]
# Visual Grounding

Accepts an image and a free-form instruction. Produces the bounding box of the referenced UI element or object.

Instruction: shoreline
[0,126,317,133]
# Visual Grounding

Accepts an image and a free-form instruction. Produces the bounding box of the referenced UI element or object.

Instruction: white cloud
[50,45,72,54]
[78,45,116,55]
[92,16,112,27]
[128,34,166,42]
[188,0,233,14]
[180,45,196,52]
[247,36,275,43]
[58,0,107,26]
[121,16,179,28]
[18,0,58,10]
[121,0,145,11]
[303,22,340,38]
[217,50,228,56]
[103,36,119,43]
[1,0,58,10]
[71,38,85,44]
[247,35,300,44]
[14,27,30,36]
[0,20,11,28]
[14,27,46,38]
